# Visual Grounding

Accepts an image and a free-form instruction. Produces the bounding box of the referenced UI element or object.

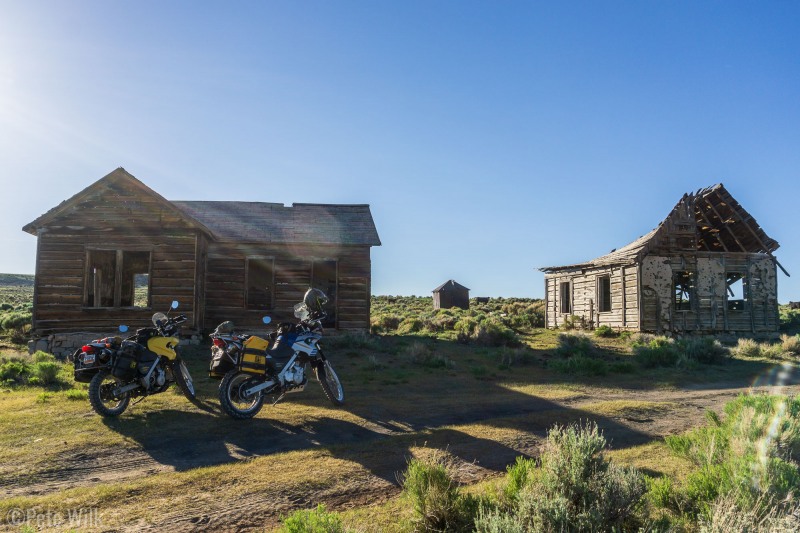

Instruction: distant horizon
[4,272,800,304]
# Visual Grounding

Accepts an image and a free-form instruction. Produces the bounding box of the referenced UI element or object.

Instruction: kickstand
[132,396,146,405]
[271,393,285,406]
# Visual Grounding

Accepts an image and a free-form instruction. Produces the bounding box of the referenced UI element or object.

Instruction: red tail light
[212,338,227,348]
[82,345,97,354]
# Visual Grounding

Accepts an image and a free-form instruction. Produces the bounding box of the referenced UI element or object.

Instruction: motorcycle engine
[284,363,306,388]
[140,365,166,390]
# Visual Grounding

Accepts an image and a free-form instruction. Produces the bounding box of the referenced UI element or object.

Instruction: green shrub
[474,507,525,533]
[700,491,800,532]
[0,310,32,344]
[424,312,459,333]
[402,342,454,369]
[371,313,402,333]
[760,342,788,359]
[505,422,646,532]
[0,360,28,383]
[680,337,729,364]
[498,347,534,367]
[730,337,796,360]
[32,351,56,363]
[279,504,345,533]
[30,361,61,385]
[550,356,608,376]
[555,332,596,358]
[634,337,680,368]
[594,325,617,338]
[397,317,424,334]
[0,356,66,387]
[454,317,478,336]
[0,310,31,331]
[36,392,51,403]
[503,456,537,505]
[401,454,475,532]
[664,394,800,515]
[780,334,800,355]
[627,332,658,347]
[65,389,89,401]
[473,319,520,347]
[645,475,676,509]
[561,314,586,330]
[779,306,800,330]
[326,331,379,350]
[610,361,636,374]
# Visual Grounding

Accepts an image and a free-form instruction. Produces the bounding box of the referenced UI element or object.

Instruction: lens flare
[749,362,796,490]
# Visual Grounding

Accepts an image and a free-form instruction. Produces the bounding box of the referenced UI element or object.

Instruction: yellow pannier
[244,336,270,351]
[239,335,271,374]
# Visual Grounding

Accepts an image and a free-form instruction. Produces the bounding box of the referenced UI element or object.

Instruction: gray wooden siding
[544,266,639,330]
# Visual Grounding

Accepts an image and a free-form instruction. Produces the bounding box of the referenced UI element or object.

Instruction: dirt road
[6,369,799,532]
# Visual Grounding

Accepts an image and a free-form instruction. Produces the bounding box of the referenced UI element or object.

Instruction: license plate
[83,353,96,365]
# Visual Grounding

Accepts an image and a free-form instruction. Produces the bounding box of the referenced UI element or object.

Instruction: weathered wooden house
[540,185,784,334]
[433,280,470,310]
[23,168,381,342]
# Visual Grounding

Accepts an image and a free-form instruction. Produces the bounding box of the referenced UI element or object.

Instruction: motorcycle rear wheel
[219,370,265,419]
[88,370,131,417]
[172,359,197,401]
[316,360,344,406]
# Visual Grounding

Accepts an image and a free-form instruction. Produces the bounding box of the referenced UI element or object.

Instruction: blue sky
[1,1,798,299]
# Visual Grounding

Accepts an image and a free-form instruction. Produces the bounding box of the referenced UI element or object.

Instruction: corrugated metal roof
[172,201,381,246]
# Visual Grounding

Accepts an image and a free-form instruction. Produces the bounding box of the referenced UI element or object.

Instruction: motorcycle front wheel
[88,370,131,417]
[172,359,196,401]
[316,360,344,406]
[218,370,265,419]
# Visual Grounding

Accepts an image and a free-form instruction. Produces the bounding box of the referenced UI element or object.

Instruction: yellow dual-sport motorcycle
[75,301,196,417]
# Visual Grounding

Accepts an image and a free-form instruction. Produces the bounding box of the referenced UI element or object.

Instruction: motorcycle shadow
[101,409,387,472]
[100,406,524,485]
[101,400,652,488]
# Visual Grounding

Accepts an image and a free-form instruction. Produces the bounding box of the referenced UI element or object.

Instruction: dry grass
[0,331,795,531]
[582,400,677,419]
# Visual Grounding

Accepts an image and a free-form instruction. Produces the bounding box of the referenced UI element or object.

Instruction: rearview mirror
[171,300,179,309]
[262,316,272,324]
[119,325,129,333]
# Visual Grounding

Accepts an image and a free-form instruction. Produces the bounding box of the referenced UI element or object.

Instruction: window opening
[597,275,611,313]
[726,273,747,311]
[673,271,694,311]
[560,281,571,314]
[86,250,151,308]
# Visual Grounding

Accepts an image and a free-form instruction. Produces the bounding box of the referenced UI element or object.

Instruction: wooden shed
[540,185,784,334]
[23,168,381,337]
[433,280,470,310]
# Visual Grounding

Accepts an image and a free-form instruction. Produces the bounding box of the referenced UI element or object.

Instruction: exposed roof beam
[701,196,747,252]
[695,204,728,252]
[708,190,772,253]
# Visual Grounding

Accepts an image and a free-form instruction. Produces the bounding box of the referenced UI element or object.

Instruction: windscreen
[152,312,168,327]
[293,302,309,320]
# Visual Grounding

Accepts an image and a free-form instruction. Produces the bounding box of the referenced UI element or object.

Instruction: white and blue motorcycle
[217,288,345,419]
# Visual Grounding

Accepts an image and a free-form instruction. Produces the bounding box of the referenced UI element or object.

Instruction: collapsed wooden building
[540,185,784,334]
[23,168,381,343]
